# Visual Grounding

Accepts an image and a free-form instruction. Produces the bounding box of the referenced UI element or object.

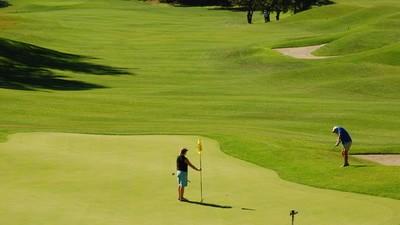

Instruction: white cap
[332,126,339,133]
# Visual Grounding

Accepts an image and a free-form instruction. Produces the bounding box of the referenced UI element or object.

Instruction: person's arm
[185,158,201,171]
[335,134,341,146]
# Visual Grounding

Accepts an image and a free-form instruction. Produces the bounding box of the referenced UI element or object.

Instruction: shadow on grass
[350,164,371,168]
[0,0,10,8]
[166,0,231,7]
[352,153,400,155]
[0,38,132,90]
[185,200,233,209]
[207,6,246,12]
[241,207,256,211]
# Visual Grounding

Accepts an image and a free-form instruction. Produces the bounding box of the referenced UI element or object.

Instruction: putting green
[0,133,399,225]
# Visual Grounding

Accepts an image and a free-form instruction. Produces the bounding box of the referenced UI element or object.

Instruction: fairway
[0,133,399,225]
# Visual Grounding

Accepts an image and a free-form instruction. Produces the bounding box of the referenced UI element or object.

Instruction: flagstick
[199,152,203,203]
[197,138,204,203]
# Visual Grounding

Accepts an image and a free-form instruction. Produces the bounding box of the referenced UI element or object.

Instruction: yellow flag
[197,138,202,154]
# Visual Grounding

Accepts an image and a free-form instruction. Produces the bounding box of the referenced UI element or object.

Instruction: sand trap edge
[273,44,333,59]
[353,154,400,166]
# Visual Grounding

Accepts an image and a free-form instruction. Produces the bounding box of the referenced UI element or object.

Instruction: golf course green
[0,133,399,225]
[0,0,400,223]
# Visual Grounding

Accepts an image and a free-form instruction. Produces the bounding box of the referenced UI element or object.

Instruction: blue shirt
[338,127,352,144]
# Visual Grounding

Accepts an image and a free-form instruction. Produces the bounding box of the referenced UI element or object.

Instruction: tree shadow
[316,0,335,6]
[160,0,231,7]
[352,153,400,155]
[0,38,132,91]
[185,200,233,209]
[350,164,371,168]
[0,60,104,90]
[207,6,247,12]
[0,0,10,8]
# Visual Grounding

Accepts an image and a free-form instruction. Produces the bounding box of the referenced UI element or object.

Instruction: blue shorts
[177,170,188,187]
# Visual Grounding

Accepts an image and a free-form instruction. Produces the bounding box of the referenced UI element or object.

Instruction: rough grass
[0,0,399,201]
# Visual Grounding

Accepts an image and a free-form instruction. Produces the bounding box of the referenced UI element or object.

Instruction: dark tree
[263,8,271,22]
[260,0,272,22]
[274,0,291,20]
[292,0,333,14]
[247,0,255,24]
[232,0,264,24]
[156,0,334,23]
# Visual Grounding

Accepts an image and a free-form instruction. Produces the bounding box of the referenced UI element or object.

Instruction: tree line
[158,0,333,24]
[240,0,333,23]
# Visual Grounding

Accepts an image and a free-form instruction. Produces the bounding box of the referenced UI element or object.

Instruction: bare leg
[341,149,346,165]
[178,186,185,201]
[341,149,350,166]
[341,149,349,167]
[343,142,351,166]
[344,150,349,166]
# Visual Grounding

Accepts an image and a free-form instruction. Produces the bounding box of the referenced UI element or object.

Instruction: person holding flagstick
[176,148,201,202]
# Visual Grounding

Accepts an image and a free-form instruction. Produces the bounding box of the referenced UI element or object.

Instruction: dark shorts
[343,142,352,151]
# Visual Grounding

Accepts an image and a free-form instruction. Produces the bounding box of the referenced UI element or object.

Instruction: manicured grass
[0,0,399,203]
[0,133,399,225]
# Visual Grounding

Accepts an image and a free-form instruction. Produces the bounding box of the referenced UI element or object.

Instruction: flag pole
[200,151,203,203]
[197,138,203,203]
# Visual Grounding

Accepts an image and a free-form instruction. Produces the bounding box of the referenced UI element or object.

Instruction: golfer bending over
[332,126,352,167]
[176,148,201,201]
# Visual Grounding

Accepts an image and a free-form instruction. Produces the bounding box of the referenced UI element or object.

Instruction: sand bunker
[274,44,331,59]
[353,154,400,166]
